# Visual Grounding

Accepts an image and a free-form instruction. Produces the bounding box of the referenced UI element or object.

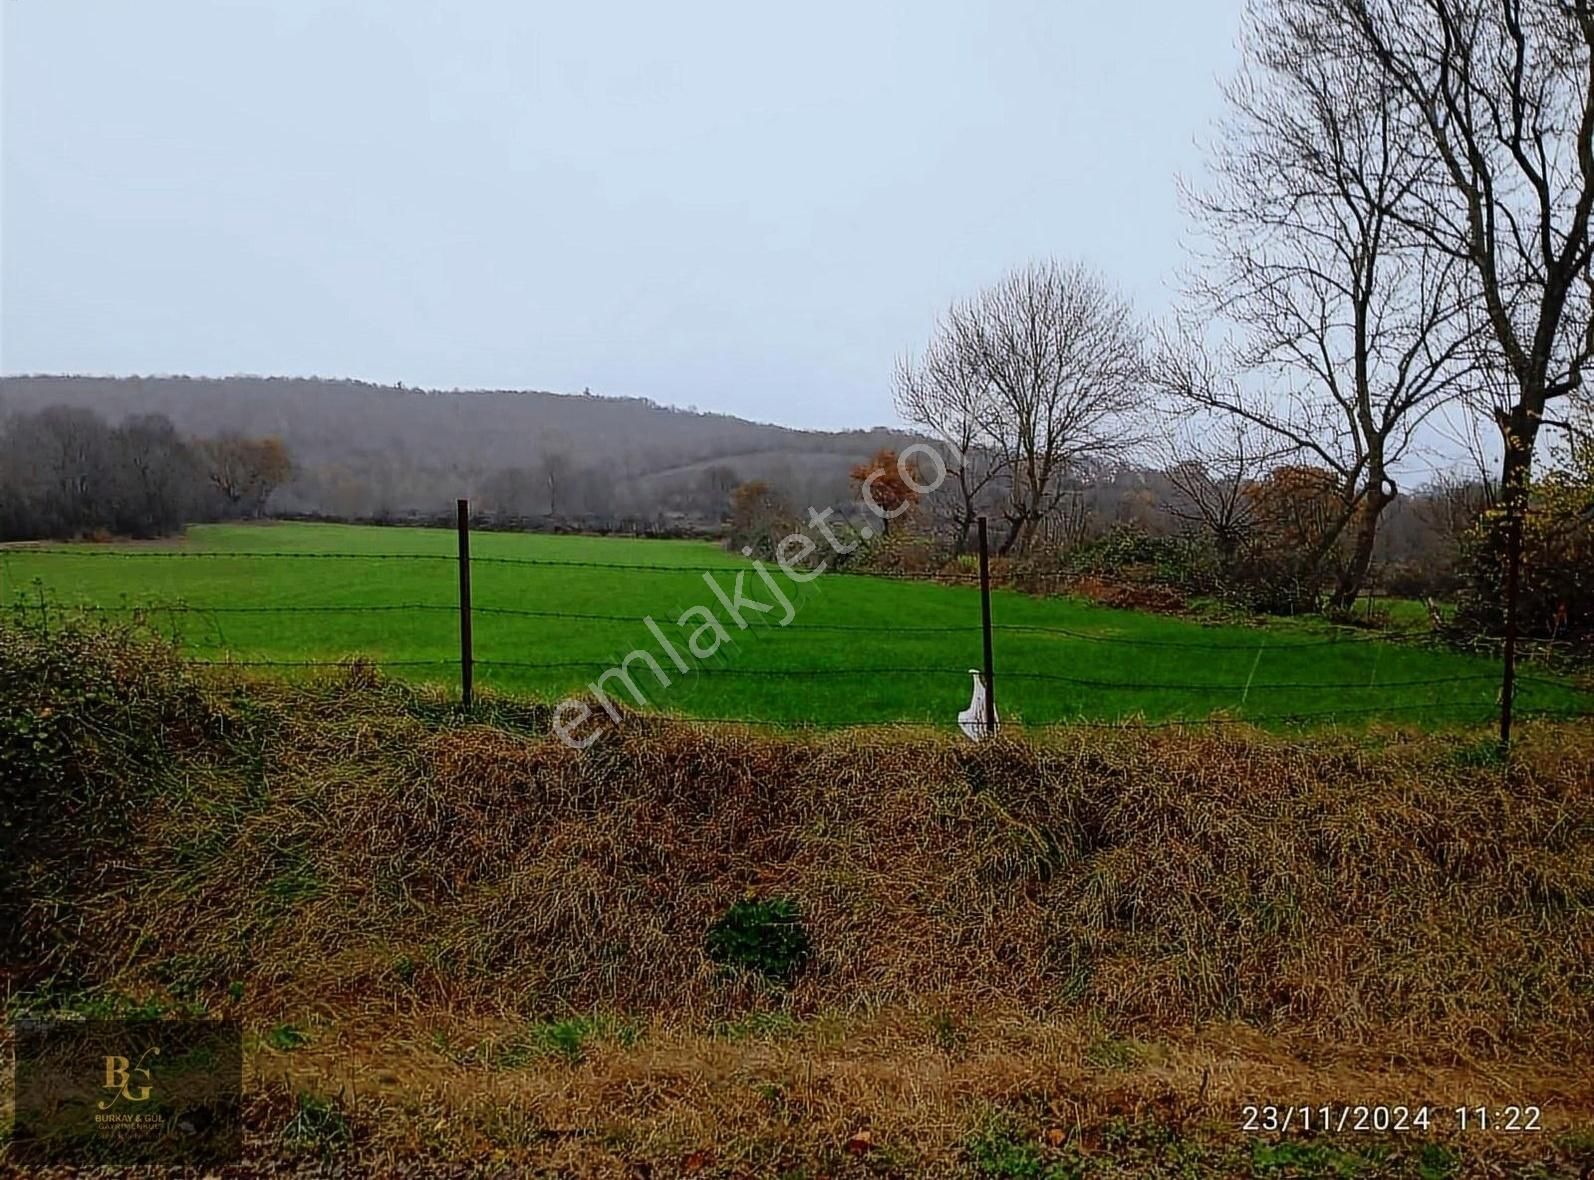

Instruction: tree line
[0,405,292,541]
[0,375,915,524]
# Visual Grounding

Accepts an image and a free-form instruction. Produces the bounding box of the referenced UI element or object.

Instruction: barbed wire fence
[2,502,1590,734]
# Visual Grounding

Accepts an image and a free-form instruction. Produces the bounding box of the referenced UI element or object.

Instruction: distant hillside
[0,375,916,519]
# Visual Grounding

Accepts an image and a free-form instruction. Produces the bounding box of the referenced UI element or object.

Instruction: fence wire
[22,599,1427,646]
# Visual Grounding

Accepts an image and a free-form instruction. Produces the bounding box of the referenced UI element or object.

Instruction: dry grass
[3,621,1593,1175]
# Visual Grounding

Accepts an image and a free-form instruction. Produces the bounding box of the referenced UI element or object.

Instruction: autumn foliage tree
[1247,466,1345,548]
[1228,464,1355,612]
[201,435,293,518]
[849,448,923,535]
[727,480,797,558]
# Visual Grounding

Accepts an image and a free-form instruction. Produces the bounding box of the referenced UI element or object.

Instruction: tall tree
[1159,0,1477,607]
[1318,0,1594,732]
[1331,0,1594,481]
[941,260,1142,555]
[113,414,199,537]
[894,331,1006,554]
[537,446,573,516]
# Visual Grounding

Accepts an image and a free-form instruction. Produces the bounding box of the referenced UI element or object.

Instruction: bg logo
[98,1047,160,1108]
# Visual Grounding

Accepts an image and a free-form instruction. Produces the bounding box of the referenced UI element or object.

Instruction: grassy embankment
[2,622,1591,1175]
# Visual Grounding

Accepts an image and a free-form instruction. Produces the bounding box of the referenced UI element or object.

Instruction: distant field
[1,521,1587,728]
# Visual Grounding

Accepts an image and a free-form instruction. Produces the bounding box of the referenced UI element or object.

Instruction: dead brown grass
[230,1006,1594,1176]
[3,623,1593,1175]
[101,698,1594,1055]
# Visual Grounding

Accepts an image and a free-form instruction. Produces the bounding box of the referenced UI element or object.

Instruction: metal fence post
[977,516,996,737]
[457,498,473,710]
[1499,492,1523,746]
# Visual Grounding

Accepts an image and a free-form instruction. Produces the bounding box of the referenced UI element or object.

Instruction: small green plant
[45,990,168,1021]
[280,1090,352,1154]
[263,856,323,908]
[537,1018,589,1064]
[1083,1032,1144,1070]
[964,1112,1056,1179]
[1448,736,1508,769]
[1249,1137,1371,1175]
[705,896,811,983]
[266,1023,309,1051]
[928,1010,966,1053]
[1415,1141,1461,1180]
[714,1009,801,1042]
[494,1014,642,1067]
[390,955,417,985]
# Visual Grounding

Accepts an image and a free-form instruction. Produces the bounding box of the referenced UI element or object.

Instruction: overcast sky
[1,0,1242,431]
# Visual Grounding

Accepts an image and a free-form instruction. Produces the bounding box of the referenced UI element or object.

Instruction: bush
[1454,472,1594,659]
[724,481,799,560]
[849,528,946,577]
[1380,559,1462,602]
[0,618,220,986]
[1069,576,1188,614]
[1060,527,1218,593]
[705,896,811,984]
[1209,547,1328,616]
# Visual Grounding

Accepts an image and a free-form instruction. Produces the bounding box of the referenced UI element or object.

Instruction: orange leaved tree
[849,449,923,536]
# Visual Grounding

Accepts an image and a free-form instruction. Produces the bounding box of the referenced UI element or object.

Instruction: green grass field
[2,521,1587,729]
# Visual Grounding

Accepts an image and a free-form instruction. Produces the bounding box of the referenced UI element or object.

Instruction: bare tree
[1311,0,1594,733]
[1158,412,1277,562]
[1,406,113,535]
[946,260,1143,555]
[1159,0,1478,607]
[1327,1,1594,482]
[893,330,1005,554]
[537,446,573,516]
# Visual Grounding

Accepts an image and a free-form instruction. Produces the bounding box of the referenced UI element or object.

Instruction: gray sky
[1,0,1242,431]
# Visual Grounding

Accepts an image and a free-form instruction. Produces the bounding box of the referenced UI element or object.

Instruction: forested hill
[0,375,915,519]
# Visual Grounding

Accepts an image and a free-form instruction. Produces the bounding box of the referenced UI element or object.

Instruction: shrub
[850,528,946,577]
[1060,526,1218,593]
[1211,548,1327,615]
[1454,472,1594,659]
[0,618,219,987]
[1069,576,1188,614]
[705,896,811,984]
[724,481,798,560]
[1381,559,1463,601]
